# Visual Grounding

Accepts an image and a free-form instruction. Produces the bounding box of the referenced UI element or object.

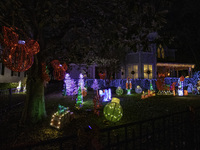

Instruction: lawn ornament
[99,88,111,102]
[116,86,123,95]
[51,60,67,80]
[2,26,39,72]
[103,97,123,122]
[50,104,72,129]
[178,76,184,96]
[126,78,132,95]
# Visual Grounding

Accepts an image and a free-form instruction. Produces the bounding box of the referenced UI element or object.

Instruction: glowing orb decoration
[116,86,123,95]
[99,88,112,101]
[135,85,142,94]
[103,98,123,122]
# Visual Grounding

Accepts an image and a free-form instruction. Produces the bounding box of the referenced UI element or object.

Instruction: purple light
[88,125,92,129]
[99,88,112,101]
[18,40,25,45]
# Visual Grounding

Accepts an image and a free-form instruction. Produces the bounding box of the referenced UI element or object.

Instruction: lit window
[157,44,164,59]
[144,64,153,79]
[161,48,164,59]
[128,65,138,79]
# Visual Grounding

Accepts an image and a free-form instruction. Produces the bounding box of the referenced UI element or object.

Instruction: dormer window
[157,44,165,59]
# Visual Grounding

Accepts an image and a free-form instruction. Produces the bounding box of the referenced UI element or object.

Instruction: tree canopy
[0,0,170,68]
[0,0,171,123]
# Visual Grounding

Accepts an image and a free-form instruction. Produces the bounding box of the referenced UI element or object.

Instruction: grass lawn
[1,88,200,149]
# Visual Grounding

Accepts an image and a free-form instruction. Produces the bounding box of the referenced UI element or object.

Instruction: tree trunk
[20,56,46,124]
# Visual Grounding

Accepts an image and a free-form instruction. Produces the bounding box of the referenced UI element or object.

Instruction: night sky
[166,0,200,69]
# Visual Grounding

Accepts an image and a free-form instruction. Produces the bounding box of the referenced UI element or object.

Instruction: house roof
[157,62,195,68]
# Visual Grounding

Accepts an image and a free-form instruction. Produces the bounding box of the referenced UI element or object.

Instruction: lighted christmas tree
[76,86,83,108]
[91,79,100,91]
[62,73,72,96]
[71,79,78,95]
[150,80,153,91]
[78,73,85,91]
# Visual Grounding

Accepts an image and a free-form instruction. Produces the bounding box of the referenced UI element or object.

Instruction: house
[120,33,195,79]
[0,63,26,83]
[0,32,195,82]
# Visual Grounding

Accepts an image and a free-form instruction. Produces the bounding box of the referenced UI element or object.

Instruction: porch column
[188,67,191,77]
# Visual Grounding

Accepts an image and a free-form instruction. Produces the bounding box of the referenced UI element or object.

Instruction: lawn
[1,87,200,149]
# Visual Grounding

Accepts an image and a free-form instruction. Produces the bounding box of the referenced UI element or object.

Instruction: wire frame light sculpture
[51,60,67,80]
[2,26,40,72]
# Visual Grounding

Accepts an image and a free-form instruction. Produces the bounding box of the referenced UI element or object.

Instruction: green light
[103,101,123,122]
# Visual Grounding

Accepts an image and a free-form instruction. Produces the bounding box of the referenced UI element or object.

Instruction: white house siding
[67,63,96,79]
[0,63,26,83]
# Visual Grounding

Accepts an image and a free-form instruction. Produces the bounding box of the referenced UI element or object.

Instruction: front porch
[157,62,195,78]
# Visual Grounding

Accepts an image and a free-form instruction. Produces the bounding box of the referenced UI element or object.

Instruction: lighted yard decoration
[76,86,83,108]
[126,78,132,95]
[51,60,67,80]
[187,83,193,93]
[2,26,40,72]
[141,91,148,99]
[197,80,200,94]
[184,90,188,96]
[156,76,170,95]
[116,86,123,95]
[91,79,100,91]
[23,84,26,93]
[99,72,106,79]
[99,88,112,102]
[16,81,22,93]
[71,79,78,95]
[170,82,176,96]
[62,73,72,96]
[135,85,142,94]
[50,104,72,129]
[41,62,50,84]
[93,92,101,116]
[178,76,184,96]
[78,73,87,97]
[103,97,123,122]
[150,80,153,91]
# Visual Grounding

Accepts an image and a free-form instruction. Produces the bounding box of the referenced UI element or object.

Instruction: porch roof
[156,62,195,68]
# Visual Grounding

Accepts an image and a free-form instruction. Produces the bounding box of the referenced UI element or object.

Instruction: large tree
[0,0,170,124]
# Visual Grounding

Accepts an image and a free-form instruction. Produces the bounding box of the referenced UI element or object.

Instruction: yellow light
[157,63,195,68]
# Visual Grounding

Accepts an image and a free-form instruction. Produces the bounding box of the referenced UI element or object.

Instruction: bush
[0,83,19,89]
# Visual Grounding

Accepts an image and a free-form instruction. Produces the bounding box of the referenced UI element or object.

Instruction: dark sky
[166,0,200,69]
